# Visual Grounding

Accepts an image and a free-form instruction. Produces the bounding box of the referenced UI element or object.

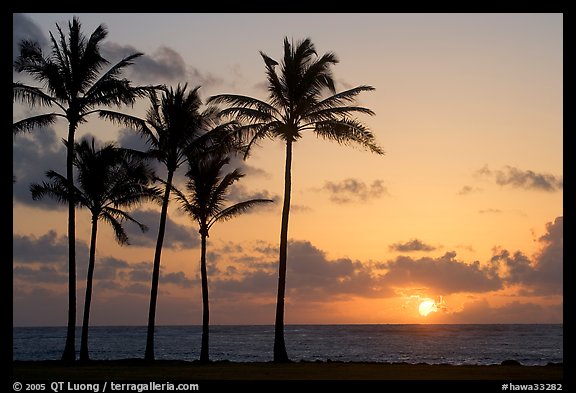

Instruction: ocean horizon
[13,323,563,366]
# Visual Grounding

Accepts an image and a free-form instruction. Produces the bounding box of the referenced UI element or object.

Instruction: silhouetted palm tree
[171,152,273,363]
[208,37,384,362]
[101,83,240,360]
[30,138,160,362]
[13,16,155,361]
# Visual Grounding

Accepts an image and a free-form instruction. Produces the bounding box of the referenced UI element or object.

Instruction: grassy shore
[12,359,563,381]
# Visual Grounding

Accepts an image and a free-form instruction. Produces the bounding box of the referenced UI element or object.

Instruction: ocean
[12,324,563,365]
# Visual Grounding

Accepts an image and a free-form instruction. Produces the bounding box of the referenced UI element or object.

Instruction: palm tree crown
[13,16,156,362]
[174,153,274,237]
[13,16,153,135]
[101,83,240,361]
[208,36,383,362]
[30,137,159,362]
[172,152,273,363]
[208,37,383,155]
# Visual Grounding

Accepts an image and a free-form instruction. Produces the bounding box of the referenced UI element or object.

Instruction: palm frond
[305,106,375,123]
[313,85,376,112]
[101,212,130,245]
[98,109,148,131]
[30,181,69,205]
[208,94,276,114]
[314,118,384,155]
[13,83,60,109]
[13,114,59,135]
[209,198,274,229]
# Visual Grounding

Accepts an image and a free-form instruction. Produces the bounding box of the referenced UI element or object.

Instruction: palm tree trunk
[145,169,174,361]
[80,216,98,362]
[274,140,292,363]
[62,122,77,362]
[199,230,210,363]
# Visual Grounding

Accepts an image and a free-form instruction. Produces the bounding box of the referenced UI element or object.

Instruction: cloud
[212,240,392,301]
[13,265,68,284]
[13,128,67,208]
[225,185,279,211]
[125,209,200,249]
[13,13,48,63]
[225,151,272,179]
[379,252,502,294]
[102,43,187,83]
[320,178,388,204]
[389,239,436,252]
[12,229,194,294]
[94,257,130,280]
[13,230,89,265]
[446,299,563,324]
[209,225,561,302]
[13,287,68,326]
[476,165,562,192]
[489,216,562,295]
[457,185,482,195]
[162,271,193,288]
[478,209,502,214]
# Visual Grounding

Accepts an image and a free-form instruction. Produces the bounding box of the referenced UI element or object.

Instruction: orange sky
[13,13,563,326]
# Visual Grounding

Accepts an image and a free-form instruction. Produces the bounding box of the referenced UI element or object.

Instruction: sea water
[12,324,563,365]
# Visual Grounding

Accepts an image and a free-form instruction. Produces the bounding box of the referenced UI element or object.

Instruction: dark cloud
[446,299,563,324]
[13,287,68,326]
[125,209,200,249]
[102,42,186,83]
[13,14,48,63]
[94,257,130,281]
[320,178,388,204]
[457,185,482,195]
[490,216,562,295]
[162,271,193,288]
[389,239,436,252]
[13,230,89,265]
[209,228,561,302]
[379,252,502,294]
[13,128,67,208]
[224,151,272,179]
[212,240,392,301]
[88,294,197,325]
[101,42,225,89]
[13,265,68,284]
[224,185,279,212]
[476,165,562,192]
[117,128,152,152]
[13,229,193,293]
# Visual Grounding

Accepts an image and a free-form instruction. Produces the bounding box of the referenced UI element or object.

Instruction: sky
[12,13,563,326]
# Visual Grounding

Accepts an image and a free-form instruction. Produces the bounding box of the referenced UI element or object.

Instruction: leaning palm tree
[208,37,384,362]
[100,83,240,360]
[13,16,155,361]
[30,138,160,362]
[171,152,273,363]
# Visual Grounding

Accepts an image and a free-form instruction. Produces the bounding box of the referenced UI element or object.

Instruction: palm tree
[30,138,160,362]
[171,152,273,363]
[208,37,384,362]
[13,16,155,361]
[100,83,240,360]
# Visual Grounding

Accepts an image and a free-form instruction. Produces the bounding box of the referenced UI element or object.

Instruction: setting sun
[418,299,437,316]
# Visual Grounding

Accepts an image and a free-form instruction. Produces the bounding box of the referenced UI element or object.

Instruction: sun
[418,299,438,317]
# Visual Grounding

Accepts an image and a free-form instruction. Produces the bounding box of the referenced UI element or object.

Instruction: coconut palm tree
[208,37,384,362]
[30,137,160,362]
[100,83,240,360]
[171,152,273,363]
[13,16,155,361]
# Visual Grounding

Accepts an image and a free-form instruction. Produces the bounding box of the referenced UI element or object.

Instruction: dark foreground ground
[12,359,563,381]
